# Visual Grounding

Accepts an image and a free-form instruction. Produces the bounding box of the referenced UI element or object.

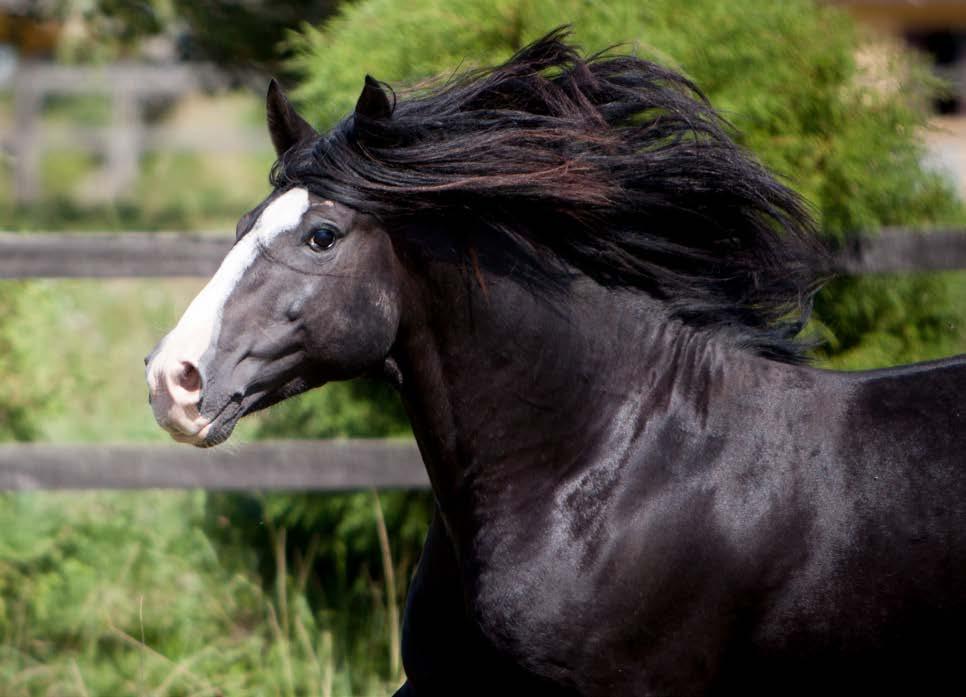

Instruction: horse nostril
[176,361,202,395]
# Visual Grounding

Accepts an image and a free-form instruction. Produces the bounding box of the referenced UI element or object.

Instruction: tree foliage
[27,0,338,74]
[170,0,340,74]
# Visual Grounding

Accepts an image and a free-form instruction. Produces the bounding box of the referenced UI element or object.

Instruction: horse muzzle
[145,348,213,445]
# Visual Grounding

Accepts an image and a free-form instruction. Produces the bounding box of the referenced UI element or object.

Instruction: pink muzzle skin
[146,357,211,444]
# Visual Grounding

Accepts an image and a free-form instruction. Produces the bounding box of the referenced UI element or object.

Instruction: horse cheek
[302,283,398,377]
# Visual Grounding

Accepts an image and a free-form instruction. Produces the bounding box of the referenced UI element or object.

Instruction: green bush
[288,0,966,365]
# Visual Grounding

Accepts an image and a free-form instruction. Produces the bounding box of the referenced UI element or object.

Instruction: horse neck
[392,256,772,540]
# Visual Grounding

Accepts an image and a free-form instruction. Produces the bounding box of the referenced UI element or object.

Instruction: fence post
[4,62,243,203]
[105,84,141,200]
[12,64,42,202]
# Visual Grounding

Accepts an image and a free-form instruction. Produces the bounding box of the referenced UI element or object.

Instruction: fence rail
[0,232,230,278]
[5,229,966,278]
[0,440,427,491]
[835,228,966,274]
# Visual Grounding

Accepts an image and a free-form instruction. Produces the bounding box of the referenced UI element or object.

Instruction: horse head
[145,80,403,446]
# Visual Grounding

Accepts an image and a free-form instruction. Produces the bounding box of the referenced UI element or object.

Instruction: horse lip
[184,374,316,448]
[187,390,261,448]
[165,416,215,444]
[160,415,207,439]
[164,397,236,447]
[192,400,244,447]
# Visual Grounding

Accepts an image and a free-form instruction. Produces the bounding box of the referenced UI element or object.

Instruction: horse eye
[308,227,337,252]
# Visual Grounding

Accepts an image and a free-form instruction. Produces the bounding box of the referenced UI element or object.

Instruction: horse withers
[146,31,966,696]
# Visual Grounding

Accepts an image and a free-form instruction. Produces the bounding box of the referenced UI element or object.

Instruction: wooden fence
[0,440,427,491]
[2,227,966,491]
[4,62,265,202]
[4,228,966,278]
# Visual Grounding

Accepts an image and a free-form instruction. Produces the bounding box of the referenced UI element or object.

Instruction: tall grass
[0,490,406,696]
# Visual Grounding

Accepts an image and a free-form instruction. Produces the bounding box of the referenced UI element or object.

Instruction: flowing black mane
[272,29,828,362]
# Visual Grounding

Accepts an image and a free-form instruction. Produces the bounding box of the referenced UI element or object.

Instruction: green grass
[10,149,273,233]
[0,166,11,208]
[39,151,102,200]
[41,94,112,128]
[136,151,274,230]
[0,90,12,131]
[0,490,404,696]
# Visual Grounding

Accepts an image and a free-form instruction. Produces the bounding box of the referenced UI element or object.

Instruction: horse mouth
[185,376,318,448]
[165,399,239,448]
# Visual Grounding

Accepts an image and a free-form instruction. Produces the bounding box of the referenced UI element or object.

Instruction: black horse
[146,31,966,695]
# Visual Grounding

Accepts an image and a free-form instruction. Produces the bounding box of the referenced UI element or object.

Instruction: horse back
[733,355,966,693]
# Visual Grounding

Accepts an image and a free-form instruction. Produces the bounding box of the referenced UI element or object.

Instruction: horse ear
[355,75,392,120]
[266,78,318,157]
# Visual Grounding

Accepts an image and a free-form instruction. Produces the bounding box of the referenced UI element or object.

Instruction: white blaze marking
[150,187,310,385]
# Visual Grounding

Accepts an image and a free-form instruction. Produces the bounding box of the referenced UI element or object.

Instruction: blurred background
[2,0,966,694]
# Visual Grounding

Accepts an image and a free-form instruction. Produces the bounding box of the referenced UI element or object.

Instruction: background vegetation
[2,0,966,694]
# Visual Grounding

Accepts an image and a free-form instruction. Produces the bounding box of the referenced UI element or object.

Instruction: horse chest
[462,494,742,692]
[455,437,836,693]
